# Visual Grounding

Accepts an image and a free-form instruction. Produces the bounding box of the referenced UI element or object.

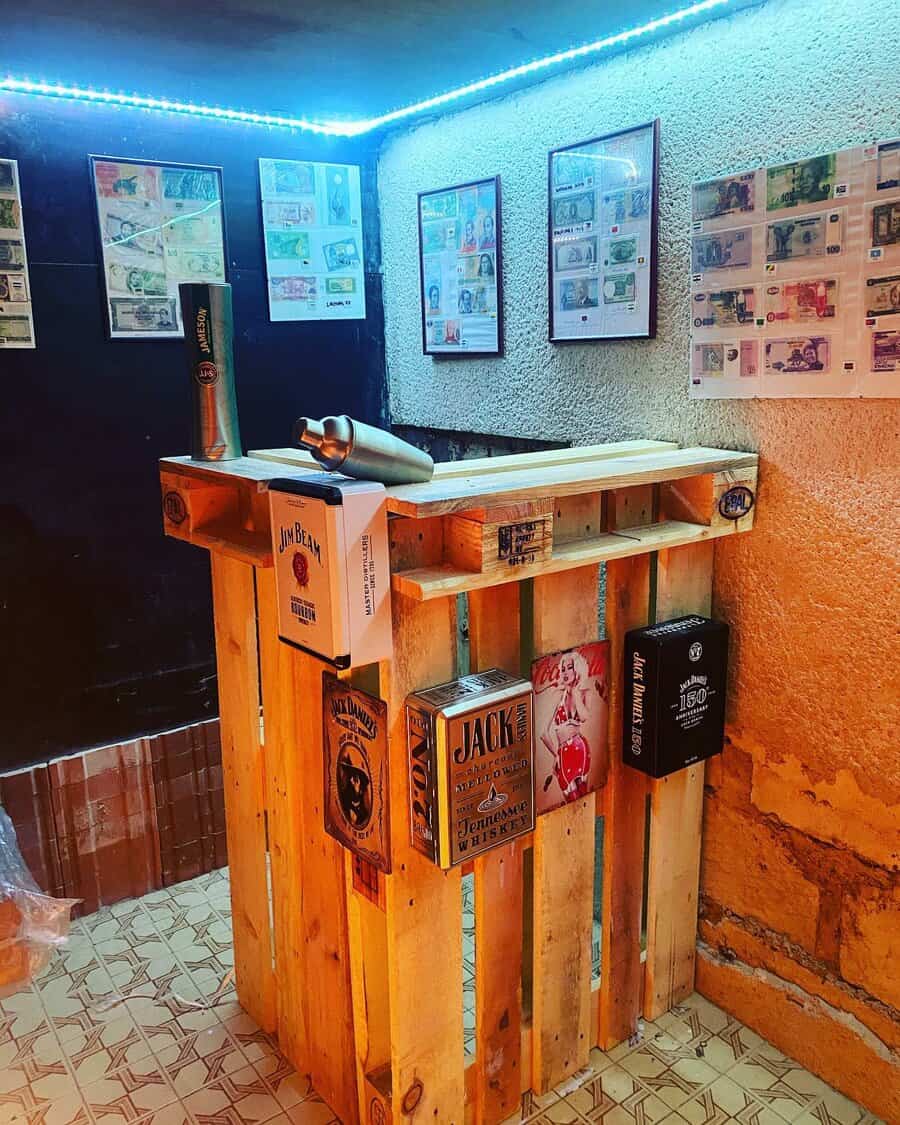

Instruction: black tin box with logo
[623,615,729,778]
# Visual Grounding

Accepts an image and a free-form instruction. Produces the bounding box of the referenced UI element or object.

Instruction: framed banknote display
[0,157,35,349]
[418,176,502,356]
[259,158,366,322]
[689,137,900,399]
[548,120,659,343]
[90,156,227,339]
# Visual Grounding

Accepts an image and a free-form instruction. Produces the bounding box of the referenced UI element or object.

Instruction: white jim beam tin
[269,475,393,669]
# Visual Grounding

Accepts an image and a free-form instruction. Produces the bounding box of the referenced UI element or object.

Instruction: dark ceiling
[6,0,700,122]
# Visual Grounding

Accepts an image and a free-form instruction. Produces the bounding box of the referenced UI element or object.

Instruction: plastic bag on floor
[0,805,78,996]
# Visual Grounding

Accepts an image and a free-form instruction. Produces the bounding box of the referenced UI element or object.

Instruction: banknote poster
[419,176,501,355]
[531,641,610,816]
[0,158,34,349]
[259,158,365,322]
[549,120,658,341]
[90,155,226,339]
[691,139,900,399]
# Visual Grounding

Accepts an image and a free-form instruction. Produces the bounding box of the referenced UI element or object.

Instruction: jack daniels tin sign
[323,673,391,873]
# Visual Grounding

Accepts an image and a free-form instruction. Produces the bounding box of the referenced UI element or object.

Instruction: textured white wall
[378,0,900,447]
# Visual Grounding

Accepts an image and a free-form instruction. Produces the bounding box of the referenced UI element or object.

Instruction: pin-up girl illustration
[539,649,593,802]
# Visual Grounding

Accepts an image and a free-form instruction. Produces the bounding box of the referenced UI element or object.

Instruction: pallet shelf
[159,438,759,1125]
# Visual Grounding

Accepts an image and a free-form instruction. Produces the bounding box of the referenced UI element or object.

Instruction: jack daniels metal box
[323,673,391,873]
[406,669,534,869]
[623,615,729,779]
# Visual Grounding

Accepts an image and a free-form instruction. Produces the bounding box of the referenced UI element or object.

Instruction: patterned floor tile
[677,1074,779,1125]
[82,1055,178,1123]
[728,1046,822,1121]
[156,1024,246,1098]
[135,996,220,1055]
[276,1091,340,1123]
[0,988,53,1045]
[794,1085,872,1125]
[221,1013,277,1064]
[248,1040,312,1108]
[567,1066,671,1122]
[61,1012,152,1087]
[182,1064,282,1124]
[130,1103,193,1125]
[619,1042,719,1109]
[654,1000,764,1074]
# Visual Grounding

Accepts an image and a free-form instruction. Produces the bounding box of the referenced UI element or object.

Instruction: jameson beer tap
[179,282,242,461]
[406,670,534,868]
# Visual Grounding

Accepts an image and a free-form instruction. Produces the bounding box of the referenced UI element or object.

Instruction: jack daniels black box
[323,673,391,873]
[623,615,729,778]
[406,669,534,869]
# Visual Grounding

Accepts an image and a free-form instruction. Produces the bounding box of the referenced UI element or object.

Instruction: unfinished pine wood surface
[529,493,600,1094]
[256,570,307,1070]
[209,554,276,1032]
[598,487,653,1050]
[643,539,713,1021]
[381,517,465,1124]
[468,583,524,1125]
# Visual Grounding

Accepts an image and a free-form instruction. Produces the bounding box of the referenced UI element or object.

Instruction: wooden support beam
[468,583,524,1125]
[209,553,276,1032]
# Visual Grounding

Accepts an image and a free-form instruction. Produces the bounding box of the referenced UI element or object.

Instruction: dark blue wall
[0,93,386,768]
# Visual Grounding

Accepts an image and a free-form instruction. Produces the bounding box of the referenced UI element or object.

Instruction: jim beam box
[406,669,534,869]
[323,673,391,873]
[623,615,729,778]
[269,475,392,669]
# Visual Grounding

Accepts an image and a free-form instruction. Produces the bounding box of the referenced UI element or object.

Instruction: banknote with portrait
[602,272,635,304]
[764,278,837,323]
[265,230,311,262]
[270,276,317,302]
[110,297,178,333]
[872,201,900,247]
[691,287,756,328]
[0,161,15,192]
[691,228,752,273]
[260,160,315,198]
[459,252,495,283]
[864,275,900,318]
[0,272,28,302]
[604,235,637,267]
[323,238,361,271]
[102,205,164,259]
[601,187,649,228]
[557,277,599,310]
[766,154,837,211]
[107,262,167,297]
[325,166,352,225]
[554,237,597,272]
[766,212,843,262]
[162,169,221,202]
[875,140,900,192]
[264,201,315,228]
[692,173,755,222]
[692,340,757,378]
[0,314,33,344]
[0,239,26,270]
[872,330,900,371]
[764,335,831,374]
[0,199,20,230]
[552,192,595,230]
[94,161,160,201]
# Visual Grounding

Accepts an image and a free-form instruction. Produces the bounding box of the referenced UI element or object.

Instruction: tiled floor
[0,868,881,1125]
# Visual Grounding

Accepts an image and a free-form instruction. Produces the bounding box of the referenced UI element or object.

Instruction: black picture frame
[417,175,503,357]
[548,120,659,343]
[88,154,228,340]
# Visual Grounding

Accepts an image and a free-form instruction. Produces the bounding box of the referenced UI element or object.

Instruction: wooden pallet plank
[256,570,307,1068]
[529,494,599,1094]
[384,449,758,519]
[598,487,653,1049]
[468,583,524,1125]
[643,540,713,1020]
[382,517,465,1124]
[209,554,276,1032]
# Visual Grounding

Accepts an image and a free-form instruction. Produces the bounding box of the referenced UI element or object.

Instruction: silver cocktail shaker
[180,282,242,461]
[294,415,434,485]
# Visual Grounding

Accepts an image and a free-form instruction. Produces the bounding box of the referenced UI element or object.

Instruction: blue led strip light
[1,0,736,136]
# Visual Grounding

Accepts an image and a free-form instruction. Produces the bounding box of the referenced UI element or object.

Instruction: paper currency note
[162,210,222,247]
[691,228,752,272]
[875,140,900,192]
[108,263,167,296]
[422,220,456,254]
[605,235,637,266]
[162,169,220,202]
[0,161,14,192]
[692,340,757,378]
[94,161,159,200]
[326,166,352,225]
[110,297,178,333]
[459,252,495,282]
[472,284,496,314]
[0,272,28,301]
[601,187,649,228]
[263,201,315,227]
[764,335,831,374]
[553,153,596,190]
[326,277,357,294]
[323,238,360,271]
[864,275,900,317]
[261,160,315,197]
[266,230,311,261]
[0,239,26,269]
[691,287,756,327]
[270,276,317,301]
[558,278,599,310]
[421,191,458,222]
[872,201,900,247]
[766,154,837,210]
[766,212,842,262]
[764,278,837,323]
[872,330,900,371]
[166,247,226,280]
[602,272,636,304]
[0,314,32,343]
[554,237,597,272]
[0,199,20,229]
[104,210,163,258]
[692,173,755,222]
[553,192,595,229]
